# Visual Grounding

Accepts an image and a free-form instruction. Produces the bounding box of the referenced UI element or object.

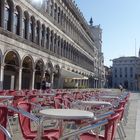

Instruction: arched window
[65,16,68,31]
[4,4,10,30]
[54,34,57,53]
[67,43,70,59]
[41,24,45,47]
[22,12,29,39]
[45,0,49,12]
[63,41,66,57]
[4,0,14,31]
[65,42,68,58]
[57,36,60,54]
[58,7,60,23]
[29,16,35,42]
[54,3,57,20]
[14,6,21,35]
[60,10,63,25]
[46,27,50,49]
[29,19,33,41]
[14,11,18,34]
[50,30,53,51]
[36,21,40,45]
[63,14,66,29]
[0,0,5,27]
[61,39,63,56]
[50,0,53,17]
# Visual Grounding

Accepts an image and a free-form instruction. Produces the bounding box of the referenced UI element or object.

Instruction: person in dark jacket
[41,78,46,91]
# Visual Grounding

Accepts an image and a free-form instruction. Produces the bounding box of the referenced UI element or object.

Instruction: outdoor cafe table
[39,109,94,138]
[99,95,120,99]
[36,93,56,96]
[0,96,13,100]
[79,100,112,106]
[78,100,113,114]
[40,109,94,120]
[0,96,14,105]
[36,93,56,102]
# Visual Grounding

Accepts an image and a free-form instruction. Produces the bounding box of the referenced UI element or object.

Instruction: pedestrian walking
[41,78,46,92]
[119,84,123,92]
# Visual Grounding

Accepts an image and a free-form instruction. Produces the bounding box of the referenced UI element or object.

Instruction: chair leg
[7,117,13,136]
[117,125,124,140]
[120,122,126,137]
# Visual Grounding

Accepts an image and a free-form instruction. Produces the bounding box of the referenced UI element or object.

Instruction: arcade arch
[3,50,20,90]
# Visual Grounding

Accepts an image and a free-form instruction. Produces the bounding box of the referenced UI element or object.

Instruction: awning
[61,68,84,78]
[73,76,89,80]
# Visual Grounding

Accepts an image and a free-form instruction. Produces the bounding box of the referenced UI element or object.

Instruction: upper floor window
[0,0,5,27]
[29,21,33,41]
[50,0,53,17]
[58,7,60,23]
[41,25,45,47]
[29,17,35,42]
[22,12,29,39]
[4,5,10,30]
[124,67,127,77]
[36,21,40,45]
[130,67,133,78]
[54,4,57,20]
[13,9,20,35]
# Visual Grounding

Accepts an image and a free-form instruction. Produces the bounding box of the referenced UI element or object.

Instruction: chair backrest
[104,113,119,140]
[0,106,8,140]
[114,107,124,121]
[0,124,12,140]
[54,94,63,109]
[18,102,32,138]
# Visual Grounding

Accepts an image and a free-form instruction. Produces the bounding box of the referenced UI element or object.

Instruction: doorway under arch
[34,59,44,89]
[3,51,20,90]
[22,56,33,89]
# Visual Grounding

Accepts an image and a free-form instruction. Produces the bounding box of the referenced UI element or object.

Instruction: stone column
[18,67,22,90]
[51,73,54,88]
[0,65,4,90]
[32,70,35,90]
[19,12,23,36]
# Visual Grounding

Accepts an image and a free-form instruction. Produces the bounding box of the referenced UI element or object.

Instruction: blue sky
[75,0,140,67]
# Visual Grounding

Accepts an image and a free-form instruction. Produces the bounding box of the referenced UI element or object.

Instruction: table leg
[36,118,44,140]
[59,120,64,137]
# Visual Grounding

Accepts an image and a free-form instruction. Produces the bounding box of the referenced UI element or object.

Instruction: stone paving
[8,91,140,140]
[124,92,140,140]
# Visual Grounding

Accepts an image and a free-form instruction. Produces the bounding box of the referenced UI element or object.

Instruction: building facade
[104,66,112,88]
[89,22,105,88]
[112,56,140,91]
[0,0,104,90]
